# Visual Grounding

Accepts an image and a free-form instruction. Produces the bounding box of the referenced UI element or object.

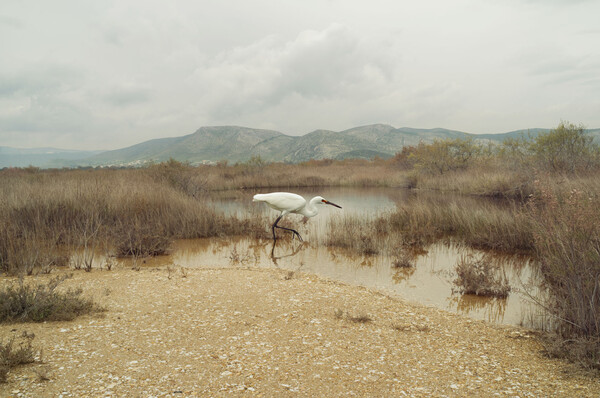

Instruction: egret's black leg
[271,215,283,241]
[272,215,304,242]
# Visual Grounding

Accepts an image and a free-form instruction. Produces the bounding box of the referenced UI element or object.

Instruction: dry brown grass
[409,166,535,199]
[325,214,381,255]
[0,168,269,274]
[383,199,534,253]
[194,157,409,191]
[528,179,600,368]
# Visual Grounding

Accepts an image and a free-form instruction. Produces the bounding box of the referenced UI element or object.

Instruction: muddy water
[118,187,540,327]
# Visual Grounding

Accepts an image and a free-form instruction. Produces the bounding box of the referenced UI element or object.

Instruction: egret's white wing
[253,192,306,213]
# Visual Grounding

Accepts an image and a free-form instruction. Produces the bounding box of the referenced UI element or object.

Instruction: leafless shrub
[0,274,102,323]
[391,248,414,268]
[34,365,51,382]
[333,309,372,323]
[0,332,37,383]
[453,254,511,298]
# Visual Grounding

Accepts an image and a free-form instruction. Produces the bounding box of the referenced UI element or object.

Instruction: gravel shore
[2,267,599,397]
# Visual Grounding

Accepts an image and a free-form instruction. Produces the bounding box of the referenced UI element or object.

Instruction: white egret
[253,192,342,241]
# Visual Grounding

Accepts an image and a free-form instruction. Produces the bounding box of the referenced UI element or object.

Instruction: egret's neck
[300,197,321,218]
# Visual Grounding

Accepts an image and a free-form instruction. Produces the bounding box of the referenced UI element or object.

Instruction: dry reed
[0,168,269,274]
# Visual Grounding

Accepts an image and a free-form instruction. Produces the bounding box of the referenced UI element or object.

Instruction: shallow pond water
[117,187,542,327]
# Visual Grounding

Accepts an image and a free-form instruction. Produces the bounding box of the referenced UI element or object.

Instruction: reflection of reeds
[448,294,507,324]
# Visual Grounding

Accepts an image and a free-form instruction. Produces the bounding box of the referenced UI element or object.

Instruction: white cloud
[0,0,599,149]
[186,24,398,130]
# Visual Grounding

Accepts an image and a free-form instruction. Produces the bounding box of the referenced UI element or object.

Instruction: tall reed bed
[325,214,382,255]
[181,158,409,191]
[528,181,600,368]
[325,195,533,255]
[0,168,268,274]
[384,199,534,252]
[406,167,535,200]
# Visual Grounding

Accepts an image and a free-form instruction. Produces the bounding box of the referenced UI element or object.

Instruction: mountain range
[2,124,600,168]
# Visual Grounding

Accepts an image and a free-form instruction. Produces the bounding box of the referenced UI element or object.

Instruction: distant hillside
[85,126,282,166]
[5,125,600,168]
[0,147,103,168]
[80,124,475,166]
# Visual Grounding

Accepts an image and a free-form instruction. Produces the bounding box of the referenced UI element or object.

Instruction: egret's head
[318,196,342,209]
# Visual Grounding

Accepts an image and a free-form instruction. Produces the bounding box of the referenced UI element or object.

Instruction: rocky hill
[6,124,600,168]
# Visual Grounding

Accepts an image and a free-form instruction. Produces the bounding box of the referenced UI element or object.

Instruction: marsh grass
[409,166,534,200]
[195,158,409,191]
[0,168,270,274]
[0,274,102,323]
[528,181,600,368]
[326,197,533,257]
[383,199,534,253]
[326,214,381,255]
[0,332,37,383]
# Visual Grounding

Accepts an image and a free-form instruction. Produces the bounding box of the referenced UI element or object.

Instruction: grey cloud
[199,24,397,121]
[2,0,599,149]
[0,15,23,29]
[516,46,600,88]
[0,66,83,97]
[103,87,151,106]
[0,95,91,133]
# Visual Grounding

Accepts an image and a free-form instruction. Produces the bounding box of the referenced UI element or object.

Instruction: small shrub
[391,249,414,268]
[542,335,600,370]
[0,332,37,383]
[0,274,102,323]
[348,314,372,323]
[333,309,372,323]
[392,323,430,333]
[453,254,511,298]
[34,365,51,382]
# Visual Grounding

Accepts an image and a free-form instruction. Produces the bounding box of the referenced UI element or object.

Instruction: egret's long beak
[323,199,342,209]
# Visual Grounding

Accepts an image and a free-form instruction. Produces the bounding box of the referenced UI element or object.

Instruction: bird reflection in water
[269,239,304,266]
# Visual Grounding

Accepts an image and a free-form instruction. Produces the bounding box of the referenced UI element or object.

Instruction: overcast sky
[1,0,599,150]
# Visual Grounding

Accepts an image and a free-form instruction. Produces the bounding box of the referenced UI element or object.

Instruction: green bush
[530,121,599,173]
[409,138,480,175]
